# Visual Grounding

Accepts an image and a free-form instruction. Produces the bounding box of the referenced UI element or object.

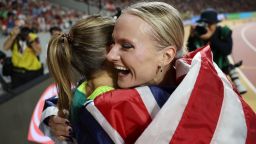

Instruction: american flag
[79,45,256,144]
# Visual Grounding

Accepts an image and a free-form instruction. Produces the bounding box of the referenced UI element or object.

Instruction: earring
[160,66,163,73]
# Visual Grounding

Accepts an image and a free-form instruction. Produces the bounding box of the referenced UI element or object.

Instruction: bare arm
[3,27,20,51]
[29,38,42,55]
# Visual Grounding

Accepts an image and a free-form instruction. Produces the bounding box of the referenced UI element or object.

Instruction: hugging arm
[39,96,72,142]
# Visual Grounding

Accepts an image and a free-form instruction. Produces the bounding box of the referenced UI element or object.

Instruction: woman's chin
[117,81,131,88]
[117,79,136,88]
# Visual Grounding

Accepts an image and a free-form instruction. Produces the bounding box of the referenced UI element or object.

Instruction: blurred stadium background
[0,0,255,143]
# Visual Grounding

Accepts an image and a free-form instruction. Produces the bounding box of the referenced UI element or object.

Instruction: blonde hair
[47,16,114,113]
[123,2,184,51]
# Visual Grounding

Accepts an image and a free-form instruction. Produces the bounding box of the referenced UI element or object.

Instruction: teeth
[115,66,129,71]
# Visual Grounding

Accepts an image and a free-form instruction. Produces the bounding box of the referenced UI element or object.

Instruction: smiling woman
[91,1,256,143]
[107,2,184,88]
[40,1,256,144]
[108,14,167,88]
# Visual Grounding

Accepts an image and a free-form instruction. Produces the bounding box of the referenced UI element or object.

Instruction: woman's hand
[10,26,20,38]
[48,115,72,141]
[29,38,41,55]
[3,26,20,51]
[200,24,216,40]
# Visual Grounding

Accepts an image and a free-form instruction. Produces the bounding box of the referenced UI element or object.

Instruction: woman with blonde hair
[42,2,256,144]
[81,1,256,143]
[40,15,115,142]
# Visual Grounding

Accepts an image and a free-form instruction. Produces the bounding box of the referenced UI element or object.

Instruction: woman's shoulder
[87,85,114,100]
[91,85,175,108]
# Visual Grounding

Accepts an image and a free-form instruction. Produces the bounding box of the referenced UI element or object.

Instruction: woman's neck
[86,70,114,96]
[159,66,176,86]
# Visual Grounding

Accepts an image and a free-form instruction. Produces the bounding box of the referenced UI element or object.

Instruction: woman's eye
[122,43,133,49]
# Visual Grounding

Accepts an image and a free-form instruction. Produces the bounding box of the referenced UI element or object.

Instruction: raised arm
[3,27,20,51]
[29,37,42,55]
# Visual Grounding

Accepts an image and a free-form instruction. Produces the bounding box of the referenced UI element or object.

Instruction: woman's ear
[161,46,176,66]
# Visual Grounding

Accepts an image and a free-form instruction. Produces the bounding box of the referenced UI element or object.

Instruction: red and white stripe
[135,45,256,144]
[27,83,57,144]
[86,101,125,144]
[85,45,256,144]
[135,86,160,119]
[85,87,161,144]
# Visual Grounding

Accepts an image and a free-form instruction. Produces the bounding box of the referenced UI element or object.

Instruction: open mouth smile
[114,66,130,75]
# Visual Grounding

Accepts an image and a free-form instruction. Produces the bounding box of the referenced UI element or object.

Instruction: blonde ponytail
[47,16,114,117]
[47,34,73,116]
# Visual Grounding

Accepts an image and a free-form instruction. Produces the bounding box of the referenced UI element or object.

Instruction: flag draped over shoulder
[80,45,256,144]
[28,84,57,144]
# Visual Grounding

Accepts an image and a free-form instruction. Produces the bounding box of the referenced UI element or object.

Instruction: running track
[231,22,256,111]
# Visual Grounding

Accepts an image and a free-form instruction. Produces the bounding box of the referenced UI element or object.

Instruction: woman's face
[107,13,162,88]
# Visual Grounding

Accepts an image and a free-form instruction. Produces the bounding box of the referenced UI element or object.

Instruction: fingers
[52,125,72,137]
[51,115,68,124]
[57,135,73,142]
[12,27,20,36]
[57,135,67,141]
[58,109,69,119]
[48,116,72,138]
[199,28,213,40]
[191,25,196,30]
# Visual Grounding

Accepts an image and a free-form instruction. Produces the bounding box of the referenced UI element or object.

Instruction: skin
[48,115,72,141]
[190,23,217,40]
[51,30,62,37]
[200,23,217,40]
[49,13,177,140]
[48,69,114,140]
[107,13,167,88]
[3,27,20,51]
[3,26,42,55]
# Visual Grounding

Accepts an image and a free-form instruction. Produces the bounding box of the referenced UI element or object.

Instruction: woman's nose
[106,45,120,62]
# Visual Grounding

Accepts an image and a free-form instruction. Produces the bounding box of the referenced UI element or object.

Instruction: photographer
[187,9,247,94]
[3,26,43,88]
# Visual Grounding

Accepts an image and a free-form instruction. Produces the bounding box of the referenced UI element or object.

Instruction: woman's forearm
[31,42,42,55]
[3,35,16,51]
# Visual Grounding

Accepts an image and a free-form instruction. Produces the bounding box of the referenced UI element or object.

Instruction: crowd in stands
[77,0,256,19]
[1,0,255,36]
[0,0,84,36]
[0,0,86,90]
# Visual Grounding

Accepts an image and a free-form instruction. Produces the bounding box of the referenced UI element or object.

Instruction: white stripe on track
[229,23,256,94]
[241,23,256,52]
[228,56,256,94]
